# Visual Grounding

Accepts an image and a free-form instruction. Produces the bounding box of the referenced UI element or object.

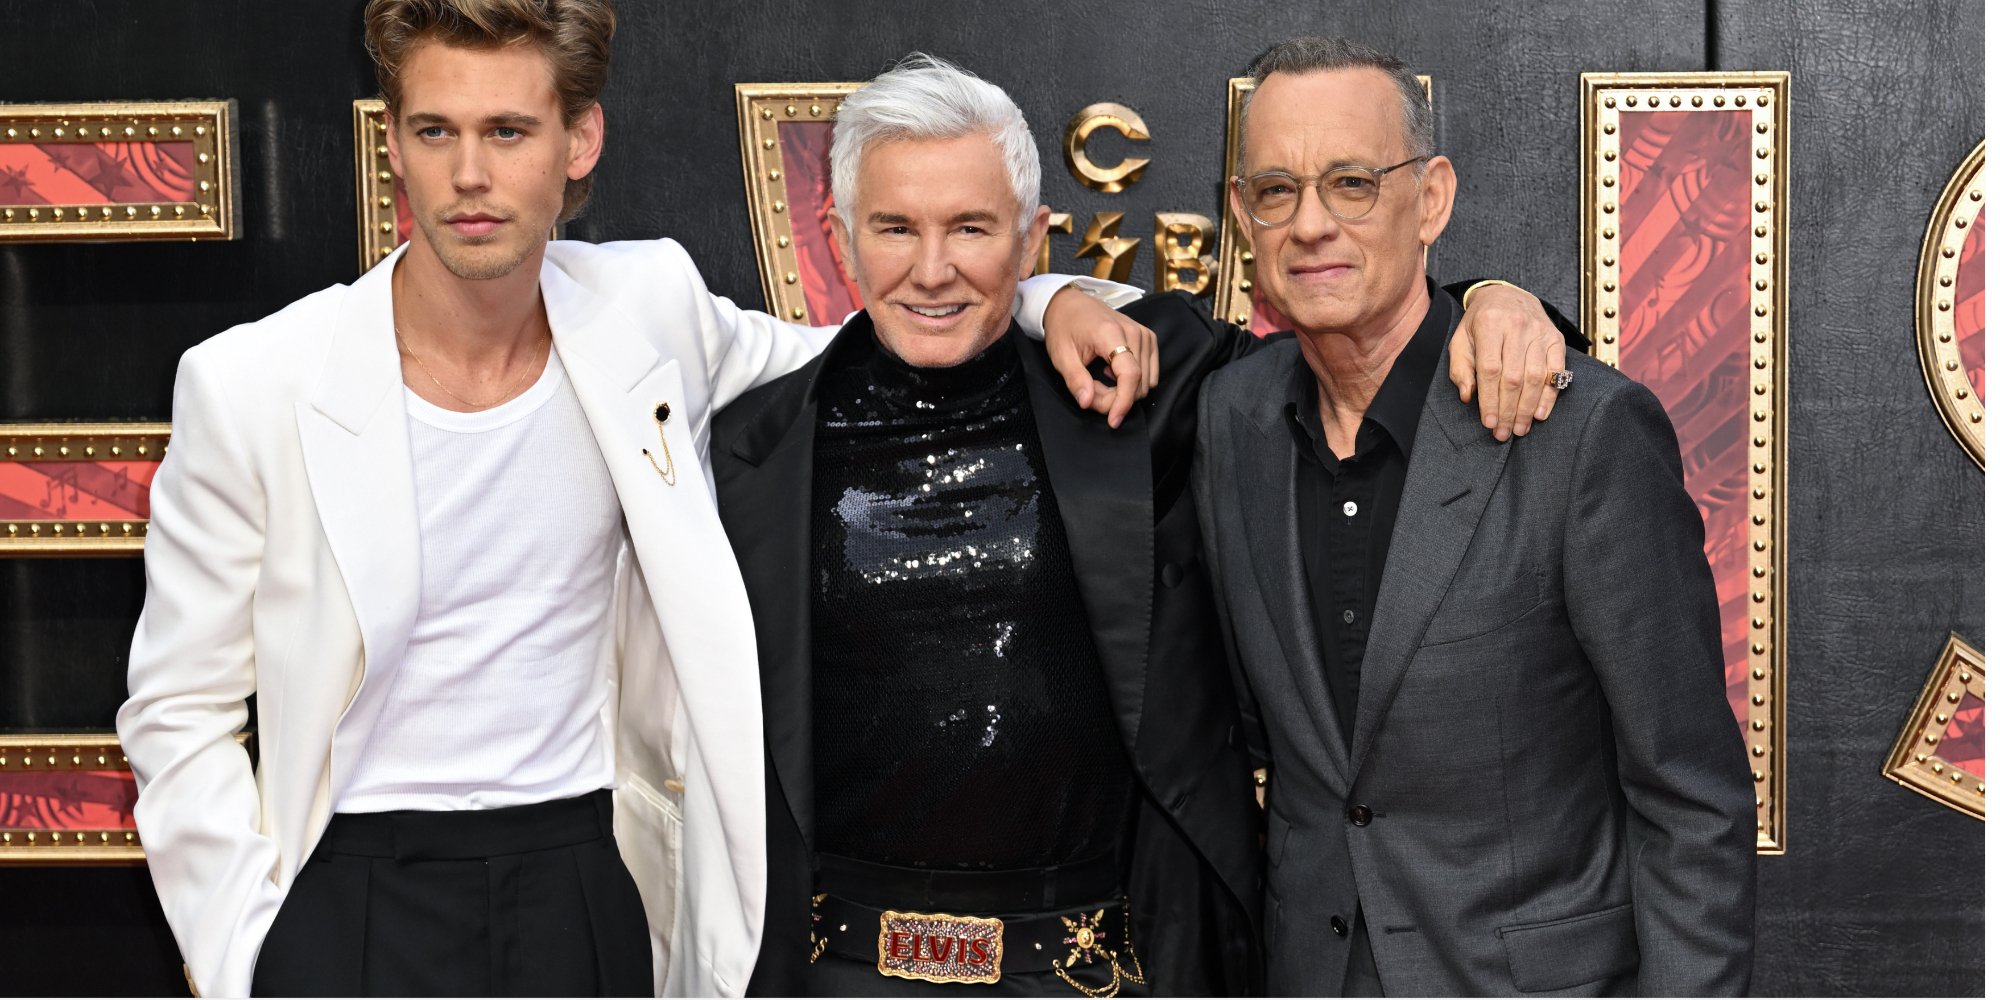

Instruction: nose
[910,233,957,289]
[1288,181,1342,248]
[450,139,491,194]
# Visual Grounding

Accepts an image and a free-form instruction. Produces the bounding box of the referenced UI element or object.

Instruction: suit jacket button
[1347,804,1373,826]
[1160,561,1185,587]
[1330,915,1349,937]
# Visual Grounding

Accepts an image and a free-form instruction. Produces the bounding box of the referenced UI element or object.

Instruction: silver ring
[1547,369,1574,390]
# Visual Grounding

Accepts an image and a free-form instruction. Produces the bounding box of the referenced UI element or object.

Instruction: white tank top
[336,349,622,813]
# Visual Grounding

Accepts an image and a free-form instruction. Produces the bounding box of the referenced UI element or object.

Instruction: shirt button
[1342,609,1356,625]
[1343,500,1359,517]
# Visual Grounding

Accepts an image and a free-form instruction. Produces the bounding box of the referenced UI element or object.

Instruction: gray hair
[1239,36,1435,175]
[831,52,1041,237]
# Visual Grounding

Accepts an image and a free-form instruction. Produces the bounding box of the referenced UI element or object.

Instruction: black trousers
[251,789,651,997]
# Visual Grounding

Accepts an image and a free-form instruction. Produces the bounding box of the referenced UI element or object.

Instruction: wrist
[1461,278,1520,304]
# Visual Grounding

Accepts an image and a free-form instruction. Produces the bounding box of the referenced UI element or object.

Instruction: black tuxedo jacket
[717,292,1267,995]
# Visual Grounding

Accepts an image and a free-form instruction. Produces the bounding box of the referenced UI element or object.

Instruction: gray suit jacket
[1192,298,1755,997]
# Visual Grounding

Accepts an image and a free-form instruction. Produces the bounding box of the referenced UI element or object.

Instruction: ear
[831,210,856,268]
[385,111,405,178]
[1227,180,1258,247]
[1416,155,1457,247]
[566,102,606,181]
[1016,204,1053,280]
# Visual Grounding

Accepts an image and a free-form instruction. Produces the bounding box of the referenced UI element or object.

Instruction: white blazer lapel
[543,257,769,991]
[296,247,422,740]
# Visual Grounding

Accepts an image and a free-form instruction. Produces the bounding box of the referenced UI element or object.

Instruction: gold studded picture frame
[735,83,864,325]
[0,101,238,242]
[1212,76,1429,334]
[0,733,252,864]
[1916,142,1985,467]
[1581,72,1790,853]
[1883,634,1985,820]
[353,99,408,274]
[0,423,169,556]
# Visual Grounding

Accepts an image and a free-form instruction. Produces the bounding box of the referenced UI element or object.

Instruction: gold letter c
[1064,102,1150,193]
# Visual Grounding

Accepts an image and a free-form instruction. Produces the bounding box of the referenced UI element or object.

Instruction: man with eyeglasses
[1192,37,1756,997]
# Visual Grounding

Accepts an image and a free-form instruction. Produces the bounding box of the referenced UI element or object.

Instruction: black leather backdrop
[0,0,1982,994]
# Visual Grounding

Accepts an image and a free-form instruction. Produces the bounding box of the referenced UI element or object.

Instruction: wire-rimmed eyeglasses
[1231,156,1429,228]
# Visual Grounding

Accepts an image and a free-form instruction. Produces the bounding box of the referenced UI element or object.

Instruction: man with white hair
[712,54,1580,996]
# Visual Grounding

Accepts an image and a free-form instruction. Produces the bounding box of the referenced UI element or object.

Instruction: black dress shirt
[1288,283,1453,748]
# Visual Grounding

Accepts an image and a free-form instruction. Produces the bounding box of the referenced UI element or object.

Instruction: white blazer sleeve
[116,346,286,999]
[635,238,837,413]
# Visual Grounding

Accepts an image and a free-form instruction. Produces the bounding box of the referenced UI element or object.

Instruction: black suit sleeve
[1561,373,1757,995]
[1441,278,1590,353]
[1120,279,1585,364]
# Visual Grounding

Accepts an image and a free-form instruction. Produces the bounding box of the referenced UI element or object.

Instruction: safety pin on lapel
[643,401,677,486]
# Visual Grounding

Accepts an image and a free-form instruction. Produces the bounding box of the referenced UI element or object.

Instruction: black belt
[811,893,1132,977]
[809,853,1140,983]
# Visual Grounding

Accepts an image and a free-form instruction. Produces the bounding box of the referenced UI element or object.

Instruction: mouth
[444,213,508,239]
[1288,261,1356,283]
[897,302,972,325]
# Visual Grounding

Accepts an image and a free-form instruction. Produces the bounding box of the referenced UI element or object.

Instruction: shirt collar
[1284,278,1454,461]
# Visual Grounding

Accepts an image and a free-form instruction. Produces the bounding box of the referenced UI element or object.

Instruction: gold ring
[1547,369,1574,390]
[1108,345,1133,358]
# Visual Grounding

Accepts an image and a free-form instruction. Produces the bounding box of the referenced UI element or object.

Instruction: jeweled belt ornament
[876,909,1005,984]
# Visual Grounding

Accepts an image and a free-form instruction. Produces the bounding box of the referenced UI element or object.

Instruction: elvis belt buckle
[876,909,1004,985]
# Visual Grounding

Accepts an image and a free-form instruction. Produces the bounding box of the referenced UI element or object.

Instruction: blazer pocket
[612,779,684,958]
[1497,902,1639,993]
[1264,809,1293,877]
[1421,571,1552,648]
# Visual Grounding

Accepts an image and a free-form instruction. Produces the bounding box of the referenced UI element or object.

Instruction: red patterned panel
[1617,110,1754,733]
[0,771,137,831]
[1934,690,1985,780]
[1957,208,1984,404]
[779,120,862,326]
[0,141,195,205]
[0,460,155,521]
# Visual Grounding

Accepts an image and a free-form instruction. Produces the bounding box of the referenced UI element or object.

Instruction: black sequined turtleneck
[810,328,1134,871]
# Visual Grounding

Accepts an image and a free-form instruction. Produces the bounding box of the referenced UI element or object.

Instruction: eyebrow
[866,210,1002,226]
[403,111,545,129]
[1244,156,1367,176]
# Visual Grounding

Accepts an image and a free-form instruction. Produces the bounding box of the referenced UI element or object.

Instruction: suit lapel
[1347,350,1512,776]
[720,339,831,847]
[297,247,421,723]
[542,258,769,867]
[1015,331,1152,755]
[1229,381,1352,785]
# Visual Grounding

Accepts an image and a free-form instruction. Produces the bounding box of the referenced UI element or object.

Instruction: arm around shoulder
[117,346,287,999]
[1560,376,1757,996]
[627,237,839,410]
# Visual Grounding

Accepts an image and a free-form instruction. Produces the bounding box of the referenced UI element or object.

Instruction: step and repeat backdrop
[0,0,1983,994]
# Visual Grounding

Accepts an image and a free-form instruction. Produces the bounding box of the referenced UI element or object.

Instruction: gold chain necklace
[395,325,548,410]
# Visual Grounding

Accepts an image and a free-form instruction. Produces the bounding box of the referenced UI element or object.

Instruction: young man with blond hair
[115,2,1149,996]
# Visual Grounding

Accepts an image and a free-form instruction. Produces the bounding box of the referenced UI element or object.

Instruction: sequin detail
[811,333,1134,869]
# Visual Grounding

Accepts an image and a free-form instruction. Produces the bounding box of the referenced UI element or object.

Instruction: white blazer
[118,238,838,998]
